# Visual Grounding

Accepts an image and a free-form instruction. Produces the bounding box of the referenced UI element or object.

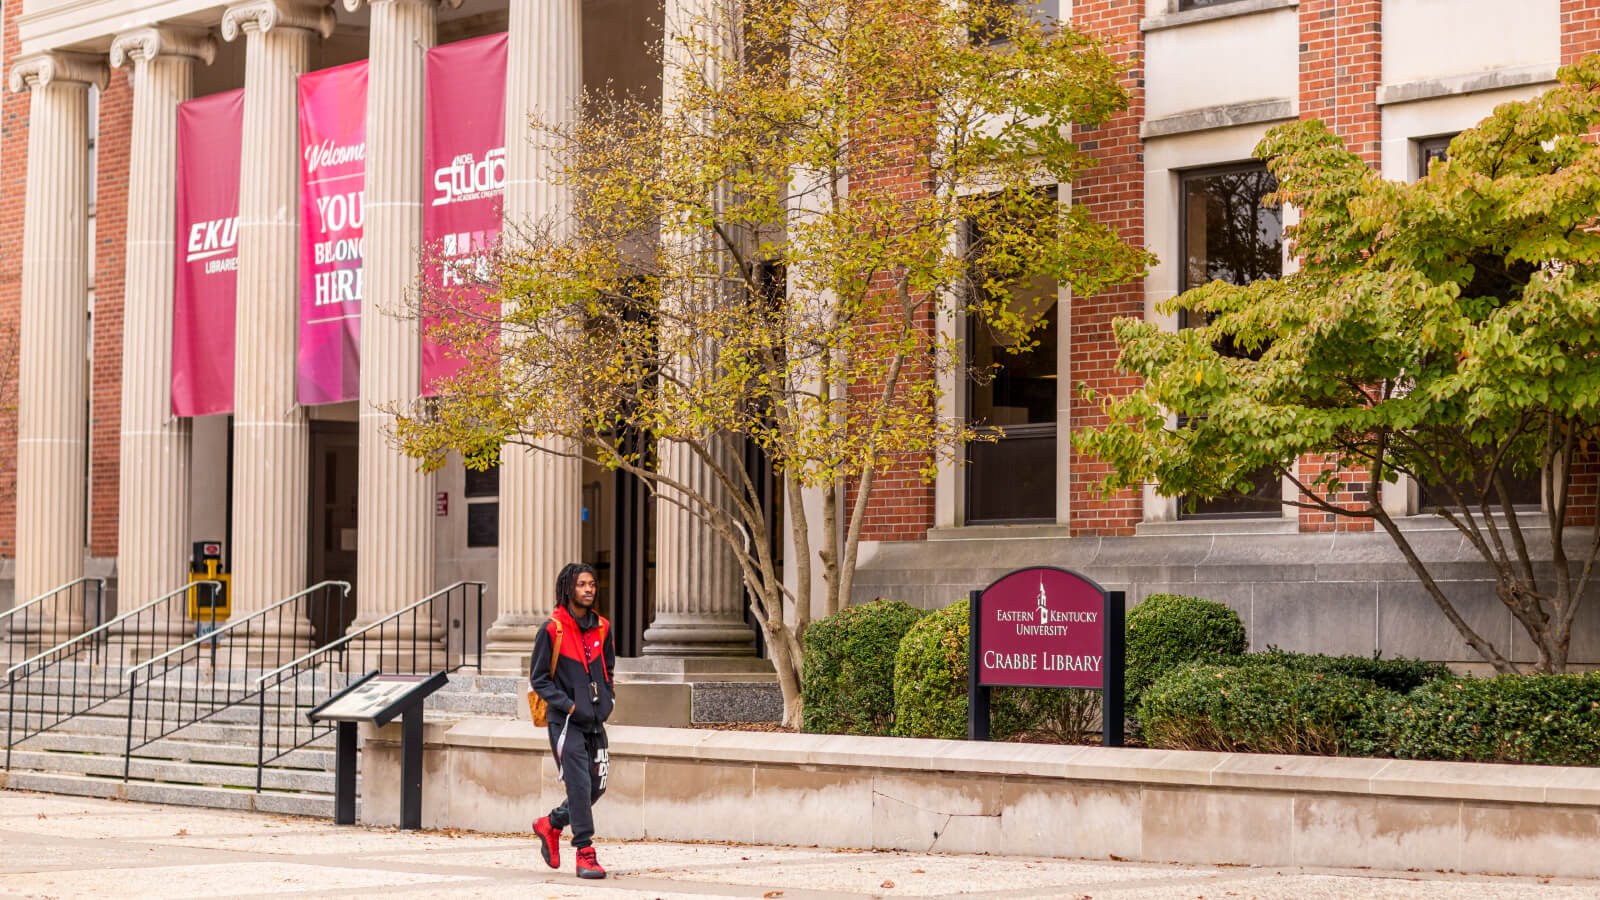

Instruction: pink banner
[172,89,243,417]
[297,60,368,405]
[421,32,507,394]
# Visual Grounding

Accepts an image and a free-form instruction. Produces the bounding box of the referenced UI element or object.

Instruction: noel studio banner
[172,89,243,417]
[421,32,508,394]
[297,60,368,406]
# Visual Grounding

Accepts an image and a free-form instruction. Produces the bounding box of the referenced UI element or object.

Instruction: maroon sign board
[967,567,1125,746]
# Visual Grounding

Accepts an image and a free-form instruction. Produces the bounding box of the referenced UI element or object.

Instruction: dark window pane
[969,300,1058,428]
[464,464,500,498]
[1178,0,1248,9]
[467,502,499,547]
[966,425,1056,523]
[1178,164,1284,518]
[1418,136,1452,177]
[1419,464,1542,511]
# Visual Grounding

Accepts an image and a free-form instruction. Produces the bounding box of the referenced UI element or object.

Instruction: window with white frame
[1177,163,1284,518]
[464,464,499,547]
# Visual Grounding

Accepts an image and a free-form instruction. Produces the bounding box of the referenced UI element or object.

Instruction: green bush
[1139,662,1392,756]
[1223,650,1451,695]
[1388,673,1600,766]
[802,599,926,735]
[1125,593,1248,711]
[891,599,1100,742]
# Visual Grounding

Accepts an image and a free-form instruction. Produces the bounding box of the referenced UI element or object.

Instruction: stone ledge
[1377,64,1559,106]
[403,720,1600,809]
[1141,98,1295,139]
[1141,0,1298,33]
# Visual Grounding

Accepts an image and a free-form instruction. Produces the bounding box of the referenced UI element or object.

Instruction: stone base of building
[852,519,1600,666]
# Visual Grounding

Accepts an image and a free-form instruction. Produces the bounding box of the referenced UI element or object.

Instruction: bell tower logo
[1037,576,1049,625]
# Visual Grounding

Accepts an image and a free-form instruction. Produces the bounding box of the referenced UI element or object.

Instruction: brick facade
[91,68,132,559]
[1563,0,1600,64]
[0,7,26,559]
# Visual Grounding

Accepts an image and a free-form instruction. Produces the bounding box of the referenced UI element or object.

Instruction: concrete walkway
[0,790,1596,899]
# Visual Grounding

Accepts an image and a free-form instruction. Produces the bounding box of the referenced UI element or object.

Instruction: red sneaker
[532,816,561,869]
[576,846,606,879]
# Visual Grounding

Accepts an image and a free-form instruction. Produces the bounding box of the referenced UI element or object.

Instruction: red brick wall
[1294,0,1380,531]
[1067,1,1144,538]
[1299,0,1382,165]
[0,7,26,560]
[1563,0,1600,64]
[90,68,132,558]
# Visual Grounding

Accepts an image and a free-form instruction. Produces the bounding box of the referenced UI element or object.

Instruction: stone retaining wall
[359,720,1600,878]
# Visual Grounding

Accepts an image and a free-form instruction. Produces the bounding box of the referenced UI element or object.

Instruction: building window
[1178,163,1284,518]
[1177,0,1249,10]
[970,0,1059,45]
[1409,134,1541,511]
[965,192,1058,524]
[464,463,499,547]
[1417,135,1452,178]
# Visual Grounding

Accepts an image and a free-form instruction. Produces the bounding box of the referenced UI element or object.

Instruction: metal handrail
[253,581,485,791]
[0,576,104,628]
[256,581,483,687]
[4,581,218,680]
[6,579,220,770]
[122,580,354,781]
[128,580,352,677]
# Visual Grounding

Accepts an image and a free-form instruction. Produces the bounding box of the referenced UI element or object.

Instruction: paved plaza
[0,790,1596,899]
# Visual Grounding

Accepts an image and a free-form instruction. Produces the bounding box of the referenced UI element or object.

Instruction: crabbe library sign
[967,567,1126,746]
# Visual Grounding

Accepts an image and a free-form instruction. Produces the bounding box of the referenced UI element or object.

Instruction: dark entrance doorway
[309,421,359,646]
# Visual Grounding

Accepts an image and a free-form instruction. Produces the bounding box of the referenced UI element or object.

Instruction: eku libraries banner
[172,89,244,417]
[297,60,368,405]
[421,32,507,394]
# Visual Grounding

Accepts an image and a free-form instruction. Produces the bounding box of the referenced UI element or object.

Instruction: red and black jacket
[529,604,616,730]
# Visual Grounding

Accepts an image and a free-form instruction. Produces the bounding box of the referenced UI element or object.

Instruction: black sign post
[308,670,450,829]
[966,567,1125,747]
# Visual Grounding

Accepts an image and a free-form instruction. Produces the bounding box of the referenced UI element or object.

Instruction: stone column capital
[221,0,337,43]
[338,0,462,11]
[8,51,108,94]
[110,27,218,70]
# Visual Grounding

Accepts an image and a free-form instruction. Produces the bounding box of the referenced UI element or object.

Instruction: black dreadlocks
[555,562,599,611]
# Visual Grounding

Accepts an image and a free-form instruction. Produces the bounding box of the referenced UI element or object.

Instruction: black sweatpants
[546,719,609,848]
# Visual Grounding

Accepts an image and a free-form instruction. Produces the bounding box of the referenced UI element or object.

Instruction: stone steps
[0,769,337,818]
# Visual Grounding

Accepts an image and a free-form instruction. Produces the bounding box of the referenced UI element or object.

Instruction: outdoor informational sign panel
[297,60,368,405]
[309,670,449,828]
[967,566,1125,745]
[172,89,243,417]
[421,31,507,395]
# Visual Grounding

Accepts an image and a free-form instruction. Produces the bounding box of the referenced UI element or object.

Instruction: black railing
[122,581,351,780]
[253,581,484,791]
[5,580,220,770]
[1,577,107,669]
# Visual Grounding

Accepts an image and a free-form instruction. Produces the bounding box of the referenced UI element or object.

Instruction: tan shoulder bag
[525,618,564,726]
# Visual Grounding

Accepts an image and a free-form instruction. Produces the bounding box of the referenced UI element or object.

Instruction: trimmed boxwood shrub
[892,600,1099,741]
[1388,673,1600,767]
[1125,593,1248,712]
[802,599,926,735]
[1138,662,1392,757]
[1221,650,1451,695]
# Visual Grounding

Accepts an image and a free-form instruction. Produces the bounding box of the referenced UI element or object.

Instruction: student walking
[529,562,617,879]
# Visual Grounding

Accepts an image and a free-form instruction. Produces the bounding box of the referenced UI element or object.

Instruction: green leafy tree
[1080,58,1600,675]
[397,0,1147,725]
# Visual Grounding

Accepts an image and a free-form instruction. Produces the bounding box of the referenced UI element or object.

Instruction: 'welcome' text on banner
[297,60,367,406]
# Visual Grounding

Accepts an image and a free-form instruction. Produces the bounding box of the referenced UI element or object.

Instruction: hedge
[1138,662,1390,757]
[892,599,1099,742]
[802,599,926,735]
[1221,650,1451,695]
[1125,593,1248,712]
[1387,672,1600,767]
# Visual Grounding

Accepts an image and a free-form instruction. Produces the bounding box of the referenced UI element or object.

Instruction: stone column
[343,0,456,642]
[109,28,215,613]
[643,0,756,657]
[479,0,587,671]
[7,53,106,614]
[221,1,332,633]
